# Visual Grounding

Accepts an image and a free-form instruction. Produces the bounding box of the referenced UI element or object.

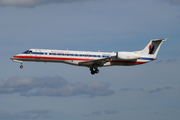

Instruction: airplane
[10,39,167,75]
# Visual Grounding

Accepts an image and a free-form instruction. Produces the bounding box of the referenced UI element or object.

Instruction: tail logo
[148,44,155,54]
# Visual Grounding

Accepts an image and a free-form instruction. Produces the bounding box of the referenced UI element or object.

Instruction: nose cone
[10,54,21,60]
[10,55,16,60]
[10,54,23,63]
[10,57,14,60]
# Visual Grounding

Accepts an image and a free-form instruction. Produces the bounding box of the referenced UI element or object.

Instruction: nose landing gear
[20,63,23,69]
[90,67,99,75]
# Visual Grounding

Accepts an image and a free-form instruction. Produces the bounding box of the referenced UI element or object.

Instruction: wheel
[91,71,95,75]
[20,65,23,69]
[95,69,99,74]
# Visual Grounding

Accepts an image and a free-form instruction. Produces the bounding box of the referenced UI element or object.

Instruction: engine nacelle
[116,52,141,60]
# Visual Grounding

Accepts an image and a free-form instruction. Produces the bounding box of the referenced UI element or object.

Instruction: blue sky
[0,0,180,120]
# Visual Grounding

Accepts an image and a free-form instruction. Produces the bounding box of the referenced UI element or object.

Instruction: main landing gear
[90,67,99,75]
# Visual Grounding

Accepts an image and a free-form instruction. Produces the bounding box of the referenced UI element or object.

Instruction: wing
[78,56,116,67]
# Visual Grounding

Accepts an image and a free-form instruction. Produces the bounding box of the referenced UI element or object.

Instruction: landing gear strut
[90,67,99,75]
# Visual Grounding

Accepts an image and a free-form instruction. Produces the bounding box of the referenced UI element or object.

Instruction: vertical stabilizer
[140,39,168,58]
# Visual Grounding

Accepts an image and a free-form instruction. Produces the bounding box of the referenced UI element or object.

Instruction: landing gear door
[35,49,41,59]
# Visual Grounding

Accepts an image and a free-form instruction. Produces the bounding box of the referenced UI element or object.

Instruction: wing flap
[78,56,116,67]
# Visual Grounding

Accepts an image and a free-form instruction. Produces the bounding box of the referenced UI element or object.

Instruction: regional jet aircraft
[10,39,167,75]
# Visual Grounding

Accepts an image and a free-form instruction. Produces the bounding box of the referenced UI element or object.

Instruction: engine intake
[116,52,141,60]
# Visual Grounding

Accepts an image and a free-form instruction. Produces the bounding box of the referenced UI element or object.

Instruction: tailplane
[139,39,168,58]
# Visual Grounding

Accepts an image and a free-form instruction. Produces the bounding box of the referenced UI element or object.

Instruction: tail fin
[140,39,168,58]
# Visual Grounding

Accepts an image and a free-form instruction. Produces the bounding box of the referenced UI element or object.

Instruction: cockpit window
[29,51,32,54]
[23,50,29,54]
[23,50,32,54]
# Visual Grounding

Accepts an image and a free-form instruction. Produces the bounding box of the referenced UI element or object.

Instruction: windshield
[23,50,29,54]
[23,50,32,54]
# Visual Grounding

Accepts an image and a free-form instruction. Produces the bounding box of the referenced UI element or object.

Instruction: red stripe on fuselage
[110,60,146,64]
[13,55,94,61]
[13,55,147,64]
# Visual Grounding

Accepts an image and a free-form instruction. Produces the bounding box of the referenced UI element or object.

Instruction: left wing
[78,56,116,67]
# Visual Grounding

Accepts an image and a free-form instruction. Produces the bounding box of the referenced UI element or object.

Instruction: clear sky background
[0,0,180,120]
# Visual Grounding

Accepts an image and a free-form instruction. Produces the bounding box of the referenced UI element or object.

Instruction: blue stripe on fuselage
[140,57,154,60]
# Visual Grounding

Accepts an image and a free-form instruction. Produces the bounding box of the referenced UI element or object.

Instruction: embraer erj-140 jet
[10,39,167,75]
